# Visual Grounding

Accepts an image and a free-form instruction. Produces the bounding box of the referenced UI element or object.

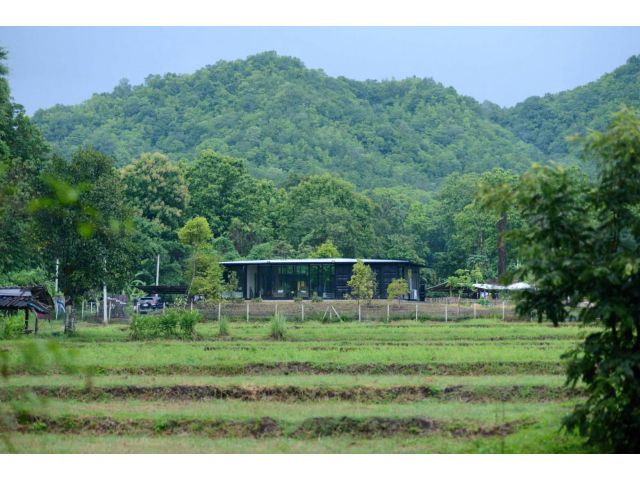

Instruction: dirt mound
[293,416,438,437]
[1,384,579,403]
[7,361,564,376]
[7,413,529,439]
[12,414,283,438]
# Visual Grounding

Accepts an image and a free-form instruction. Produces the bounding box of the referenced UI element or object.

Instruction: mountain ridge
[31,51,640,189]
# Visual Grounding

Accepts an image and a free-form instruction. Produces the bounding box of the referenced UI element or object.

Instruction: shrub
[269,314,287,340]
[130,309,199,340]
[158,310,179,337]
[293,295,303,303]
[179,310,200,338]
[1,314,24,339]
[218,316,230,337]
[129,314,160,340]
[252,296,263,303]
[311,293,322,303]
[387,278,410,303]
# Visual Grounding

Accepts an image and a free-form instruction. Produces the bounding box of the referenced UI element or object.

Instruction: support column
[103,283,108,325]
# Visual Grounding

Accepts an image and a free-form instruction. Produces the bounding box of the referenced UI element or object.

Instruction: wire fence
[195,298,519,322]
[59,297,521,325]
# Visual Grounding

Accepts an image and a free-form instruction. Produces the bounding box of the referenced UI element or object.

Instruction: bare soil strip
[1,384,580,402]
[9,361,564,376]
[6,414,532,439]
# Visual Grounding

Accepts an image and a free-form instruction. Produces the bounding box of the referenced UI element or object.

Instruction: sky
[1,27,639,114]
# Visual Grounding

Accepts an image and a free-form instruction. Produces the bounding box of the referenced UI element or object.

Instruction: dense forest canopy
[2,48,640,295]
[32,51,546,190]
[488,55,640,159]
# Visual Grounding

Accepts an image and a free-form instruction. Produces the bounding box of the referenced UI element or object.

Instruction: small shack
[0,286,54,334]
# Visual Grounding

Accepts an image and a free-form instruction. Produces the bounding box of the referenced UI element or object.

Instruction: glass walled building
[220,258,422,300]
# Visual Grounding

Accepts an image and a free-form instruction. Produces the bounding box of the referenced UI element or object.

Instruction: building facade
[220,258,422,300]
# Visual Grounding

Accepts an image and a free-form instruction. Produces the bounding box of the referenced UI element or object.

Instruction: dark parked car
[138,295,163,314]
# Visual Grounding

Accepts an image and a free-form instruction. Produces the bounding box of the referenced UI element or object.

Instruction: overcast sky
[1,27,639,114]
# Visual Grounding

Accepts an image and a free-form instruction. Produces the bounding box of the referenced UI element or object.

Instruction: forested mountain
[32,52,544,189]
[490,55,640,159]
[5,49,640,291]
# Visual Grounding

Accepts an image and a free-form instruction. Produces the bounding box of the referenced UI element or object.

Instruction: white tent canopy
[472,282,532,291]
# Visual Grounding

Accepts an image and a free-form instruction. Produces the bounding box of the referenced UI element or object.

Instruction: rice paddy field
[0,316,597,453]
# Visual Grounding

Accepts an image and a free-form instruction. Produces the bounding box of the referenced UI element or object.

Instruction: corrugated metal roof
[220,258,423,267]
[0,286,53,313]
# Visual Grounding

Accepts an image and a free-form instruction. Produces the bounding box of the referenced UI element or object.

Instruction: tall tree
[178,216,214,295]
[347,260,376,305]
[283,174,379,257]
[33,149,136,302]
[0,47,51,274]
[186,150,253,234]
[310,240,341,258]
[121,152,189,234]
[121,152,189,284]
[506,109,640,452]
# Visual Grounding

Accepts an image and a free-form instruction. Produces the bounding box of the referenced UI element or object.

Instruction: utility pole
[103,257,108,325]
[55,258,59,320]
[497,212,508,277]
[156,254,160,286]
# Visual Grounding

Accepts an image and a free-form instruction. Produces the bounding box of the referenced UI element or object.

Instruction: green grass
[15,399,573,423]
[0,317,596,453]
[0,415,591,454]
[1,374,569,389]
[25,318,593,342]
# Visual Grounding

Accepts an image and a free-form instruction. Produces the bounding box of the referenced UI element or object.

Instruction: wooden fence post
[301,302,304,322]
[415,303,418,321]
[190,300,193,312]
[502,301,505,320]
[386,304,390,322]
[218,303,221,322]
[473,303,477,319]
[358,303,361,322]
[246,302,249,322]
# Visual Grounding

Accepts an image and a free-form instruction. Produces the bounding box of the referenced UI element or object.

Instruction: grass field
[0,317,596,453]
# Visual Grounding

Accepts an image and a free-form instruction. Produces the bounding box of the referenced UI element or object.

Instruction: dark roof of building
[0,286,54,313]
[220,258,424,267]
[139,285,188,295]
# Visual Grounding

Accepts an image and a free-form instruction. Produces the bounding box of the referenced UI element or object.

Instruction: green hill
[491,55,640,159]
[32,51,543,190]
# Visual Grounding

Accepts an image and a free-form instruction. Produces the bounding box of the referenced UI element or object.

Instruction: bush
[158,310,179,337]
[269,314,287,340]
[130,309,200,340]
[179,310,200,338]
[1,315,24,339]
[252,296,263,303]
[129,314,160,340]
[311,293,322,303]
[218,316,230,337]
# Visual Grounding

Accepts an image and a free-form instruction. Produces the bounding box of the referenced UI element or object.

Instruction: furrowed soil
[0,318,592,453]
